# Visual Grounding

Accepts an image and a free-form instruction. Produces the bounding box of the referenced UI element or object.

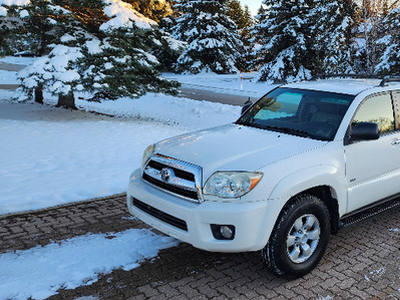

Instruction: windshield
[237,87,355,141]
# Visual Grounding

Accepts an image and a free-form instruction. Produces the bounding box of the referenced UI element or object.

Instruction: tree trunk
[56,92,77,110]
[34,86,44,104]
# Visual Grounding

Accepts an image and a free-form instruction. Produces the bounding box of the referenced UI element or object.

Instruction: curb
[0,192,126,220]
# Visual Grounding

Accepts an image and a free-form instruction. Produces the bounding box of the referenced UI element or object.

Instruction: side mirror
[241,99,253,115]
[349,122,380,143]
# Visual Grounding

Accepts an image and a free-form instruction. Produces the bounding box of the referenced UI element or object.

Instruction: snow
[0,229,179,299]
[0,0,29,15]
[0,57,242,216]
[101,0,156,31]
[0,55,245,298]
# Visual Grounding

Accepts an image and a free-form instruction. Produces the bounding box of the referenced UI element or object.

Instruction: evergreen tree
[227,0,255,71]
[227,0,254,46]
[252,0,317,82]
[81,25,179,100]
[18,26,91,109]
[7,1,69,104]
[17,0,180,109]
[171,0,243,74]
[357,0,387,74]
[375,6,400,74]
[310,0,359,74]
[124,0,174,22]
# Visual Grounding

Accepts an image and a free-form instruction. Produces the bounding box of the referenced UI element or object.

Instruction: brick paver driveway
[1,194,400,300]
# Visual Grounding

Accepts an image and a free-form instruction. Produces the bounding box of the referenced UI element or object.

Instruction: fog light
[220,226,233,239]
[211,224,235,240]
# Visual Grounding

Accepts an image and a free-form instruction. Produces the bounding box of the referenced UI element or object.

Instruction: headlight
[204,171,263,198]
[142,144,155,167]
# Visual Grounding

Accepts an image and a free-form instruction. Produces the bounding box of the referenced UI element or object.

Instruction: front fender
[268,165,347,216]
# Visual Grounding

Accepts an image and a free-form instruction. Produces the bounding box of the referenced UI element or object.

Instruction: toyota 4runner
[127,76,400,278]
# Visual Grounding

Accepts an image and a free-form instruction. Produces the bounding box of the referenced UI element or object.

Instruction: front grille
[132,197,188,231]
[142,154,203,203]
[143,173,199,199]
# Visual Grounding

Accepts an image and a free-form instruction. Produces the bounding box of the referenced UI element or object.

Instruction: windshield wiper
[264,125,311,138]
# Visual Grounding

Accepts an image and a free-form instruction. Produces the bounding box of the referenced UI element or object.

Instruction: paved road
[0,62,22,90]
[0,61,26,71]
[178,83,264,106]
[1,194,399,299]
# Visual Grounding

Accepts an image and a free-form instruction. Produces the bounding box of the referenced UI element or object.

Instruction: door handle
[391,139,400,146]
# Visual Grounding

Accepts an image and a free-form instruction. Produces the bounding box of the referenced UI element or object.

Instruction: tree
[18,28,91,109]
[252,0,317,82]
[171,0,243,74]
[227,0,254,46]
[80,25,179,101]
[357,0,387,74]
[375,6,400,74]
[227,0,256,70]
[310,0,359,74]
[17,0,180,109]
[124,0,174,22]
[5,1,70,104]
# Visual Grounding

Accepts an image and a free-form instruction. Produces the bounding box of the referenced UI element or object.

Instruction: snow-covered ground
[0,57,250,216]
[0,229,178,300]
[0,56,268,299]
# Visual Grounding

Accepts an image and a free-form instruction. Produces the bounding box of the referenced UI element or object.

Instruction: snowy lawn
[0,94,241,215]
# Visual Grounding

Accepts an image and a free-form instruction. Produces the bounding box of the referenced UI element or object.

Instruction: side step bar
[340,198,400,228]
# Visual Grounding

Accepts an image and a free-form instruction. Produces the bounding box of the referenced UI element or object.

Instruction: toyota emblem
[160,168,174,182]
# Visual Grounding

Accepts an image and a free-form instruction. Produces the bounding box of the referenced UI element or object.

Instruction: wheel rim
[286,214,321,264]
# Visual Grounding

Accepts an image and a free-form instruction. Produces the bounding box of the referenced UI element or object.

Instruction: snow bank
[0,229,178,299]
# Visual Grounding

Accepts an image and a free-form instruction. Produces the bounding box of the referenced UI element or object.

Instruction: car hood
[155,123,327,180]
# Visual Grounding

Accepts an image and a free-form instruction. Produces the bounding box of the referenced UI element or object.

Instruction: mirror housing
[348,122,380,143]
[241,99,253,115]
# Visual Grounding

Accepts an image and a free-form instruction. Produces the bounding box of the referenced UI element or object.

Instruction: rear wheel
[261,194,330,278]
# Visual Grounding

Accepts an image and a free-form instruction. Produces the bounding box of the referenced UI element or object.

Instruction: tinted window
[237,88,355,141]
[352,94,395,135]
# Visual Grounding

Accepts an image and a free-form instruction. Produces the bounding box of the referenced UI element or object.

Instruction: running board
[340,197,400,228]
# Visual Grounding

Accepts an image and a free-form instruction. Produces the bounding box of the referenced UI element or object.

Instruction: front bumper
[127,168,272,252]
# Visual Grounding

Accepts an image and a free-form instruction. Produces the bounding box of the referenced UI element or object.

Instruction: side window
[352,94,395,135]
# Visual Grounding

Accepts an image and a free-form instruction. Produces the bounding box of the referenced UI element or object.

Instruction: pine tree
[227,0,254,46]
[375,6,400,74]
[252,0,317,82]
[3,0,67,56]
[18,25,91,109]
[357,0,387,74]
[310,0,359,74]
[81,25,179,101]
[7,1,69,104]
[17,0,180,108]
[171,0,243,74]
[123,0,174,22]
[227,0,255,71]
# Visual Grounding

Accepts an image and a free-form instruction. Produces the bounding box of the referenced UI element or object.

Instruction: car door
[345,91,400,213]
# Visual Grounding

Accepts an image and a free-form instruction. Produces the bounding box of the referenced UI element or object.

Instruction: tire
[261,194,331,278]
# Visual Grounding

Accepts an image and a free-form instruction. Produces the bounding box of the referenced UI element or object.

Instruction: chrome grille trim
[142,153,203,203]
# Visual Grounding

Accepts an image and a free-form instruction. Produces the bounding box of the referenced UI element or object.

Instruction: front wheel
[261,194,331,278]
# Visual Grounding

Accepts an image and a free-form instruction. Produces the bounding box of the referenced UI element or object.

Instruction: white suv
[127,76,400,278]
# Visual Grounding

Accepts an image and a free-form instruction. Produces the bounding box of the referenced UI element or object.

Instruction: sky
[240,0,263,15]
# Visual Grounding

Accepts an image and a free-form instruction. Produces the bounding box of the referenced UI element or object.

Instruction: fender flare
[255,165,346,249]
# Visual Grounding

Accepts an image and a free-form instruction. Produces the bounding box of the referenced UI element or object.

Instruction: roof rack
[310,74,382,81]
[379,77,400,87]
[311,74,400,87]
